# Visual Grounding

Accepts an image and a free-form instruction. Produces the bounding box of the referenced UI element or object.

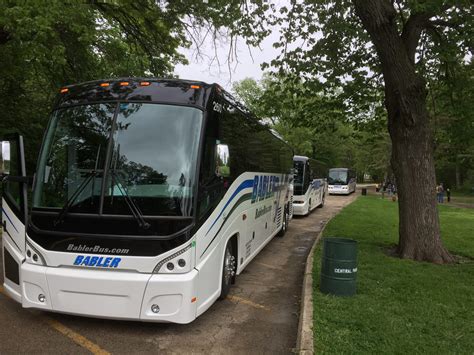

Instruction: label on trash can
[334,268,357,274]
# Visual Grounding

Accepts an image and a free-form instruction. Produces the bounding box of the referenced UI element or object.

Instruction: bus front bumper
[328,187,349,195]
[20,262,198,324]
[292,200,308,215]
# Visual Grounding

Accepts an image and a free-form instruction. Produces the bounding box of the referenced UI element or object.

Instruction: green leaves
[259,0,472,128]
[0,1,267,171]
[242,0,472,183]
[430,62,474,187]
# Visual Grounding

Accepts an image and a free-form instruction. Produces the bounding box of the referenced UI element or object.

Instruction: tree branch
[426,24,445,43]
[428,19,461,28]
[400,4,453,64]
[395,0,407,28]
[401,13,432,64]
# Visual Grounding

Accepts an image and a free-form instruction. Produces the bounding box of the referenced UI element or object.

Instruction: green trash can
[320,237,358,296]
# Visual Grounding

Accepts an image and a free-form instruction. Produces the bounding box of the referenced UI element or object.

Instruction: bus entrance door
[1,134,28,302]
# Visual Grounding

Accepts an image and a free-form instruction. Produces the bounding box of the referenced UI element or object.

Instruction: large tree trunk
[353,0,454,263]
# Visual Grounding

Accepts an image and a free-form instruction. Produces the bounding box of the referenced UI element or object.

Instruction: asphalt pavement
[0,194,356,354]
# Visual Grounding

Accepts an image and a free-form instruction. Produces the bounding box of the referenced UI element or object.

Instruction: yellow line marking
[0,285,110,355]
[227,295,271,312]
[254,261,283,271]
[44,318,111,355]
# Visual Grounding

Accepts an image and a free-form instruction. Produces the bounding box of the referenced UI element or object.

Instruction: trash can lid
[323,237,357,244]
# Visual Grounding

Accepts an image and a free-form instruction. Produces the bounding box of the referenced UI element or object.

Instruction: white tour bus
[0,78,294,324]
[292,156,327,215]
[328,168,357,195]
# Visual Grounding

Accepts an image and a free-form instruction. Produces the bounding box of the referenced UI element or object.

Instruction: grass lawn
[449,193,474,207]
[312,196,474,353]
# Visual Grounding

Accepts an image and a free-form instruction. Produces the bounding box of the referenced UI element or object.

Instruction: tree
[0,1,266,205]
[232,77,268,119]
[232,75,354,166]
[263,1,472,263]
[0,1,262,171]
[0,1,192,171]
[429,62,474,189]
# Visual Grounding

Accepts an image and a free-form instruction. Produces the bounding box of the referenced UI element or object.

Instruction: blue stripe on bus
[205,179,254,236]
[201,193,252,258]
[1,207,19,233]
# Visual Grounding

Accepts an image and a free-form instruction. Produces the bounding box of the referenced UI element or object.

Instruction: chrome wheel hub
[224,249,236,284]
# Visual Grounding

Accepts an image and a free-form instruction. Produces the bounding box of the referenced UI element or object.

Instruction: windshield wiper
[54,170,98,226]
[90,144,101,205]
[110,170,150,230]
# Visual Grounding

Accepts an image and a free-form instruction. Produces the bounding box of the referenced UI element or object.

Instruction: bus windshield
[293,161,305,195]
[33,103,203,216]
[328,169,348,185]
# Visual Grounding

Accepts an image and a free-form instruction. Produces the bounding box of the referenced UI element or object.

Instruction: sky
[173,23,283,91]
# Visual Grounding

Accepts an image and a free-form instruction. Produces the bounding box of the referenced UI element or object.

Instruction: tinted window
[304,162,311,191]
[33,103,203,217]
[328,169,349,184]
[33,103,115,211]
[196,95,292,225]
[197,109,225,219]
[220,104,292,179]
[103,103,202,216]
[293,160,305,195]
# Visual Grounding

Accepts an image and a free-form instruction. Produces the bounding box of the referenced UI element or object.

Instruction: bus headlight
[153,242,194,274]
[26,242,46,266]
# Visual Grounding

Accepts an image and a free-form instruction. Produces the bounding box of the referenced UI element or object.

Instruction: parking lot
[0,194,356,354]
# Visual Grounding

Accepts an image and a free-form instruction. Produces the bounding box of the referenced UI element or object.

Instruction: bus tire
[219,240,236,300]
[278,208,289,237]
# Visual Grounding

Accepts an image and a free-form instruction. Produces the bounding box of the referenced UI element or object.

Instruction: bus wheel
[219,241,236,300]
[278,209,289,237]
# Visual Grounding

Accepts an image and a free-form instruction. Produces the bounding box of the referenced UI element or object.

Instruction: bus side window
[220,104,256,181]
[304,162,311,191]
[310,164,316,180]
[350,170,355,183]
[197,110,224,220]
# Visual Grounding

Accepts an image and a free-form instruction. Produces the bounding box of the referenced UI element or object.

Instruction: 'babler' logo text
[73,255,121,268]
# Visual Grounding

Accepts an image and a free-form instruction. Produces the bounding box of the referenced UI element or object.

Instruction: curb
[295,226,325,355]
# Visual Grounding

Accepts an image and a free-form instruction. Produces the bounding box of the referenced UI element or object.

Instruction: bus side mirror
[0,133,29,223]
[0,134,30,184]
[1,140,11,176]
[215,144,230,178]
